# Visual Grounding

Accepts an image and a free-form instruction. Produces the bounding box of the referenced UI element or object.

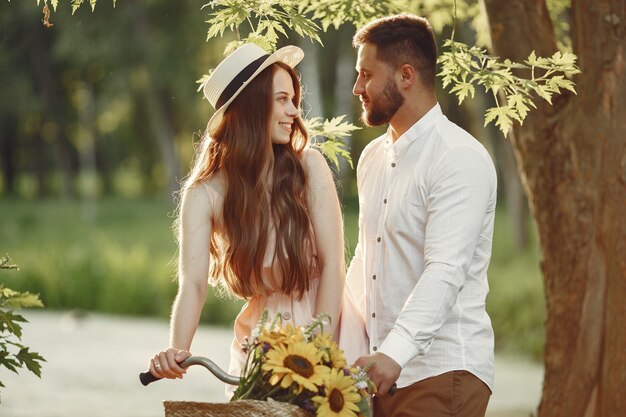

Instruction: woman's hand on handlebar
[150,348,191,379]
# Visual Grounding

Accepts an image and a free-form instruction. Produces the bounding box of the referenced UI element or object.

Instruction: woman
[148,43,368,393]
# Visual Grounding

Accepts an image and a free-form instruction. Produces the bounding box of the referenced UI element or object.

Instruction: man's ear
[399,64,416,89]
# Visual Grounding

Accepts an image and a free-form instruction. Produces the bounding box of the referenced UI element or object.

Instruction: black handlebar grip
[139,371,160,386]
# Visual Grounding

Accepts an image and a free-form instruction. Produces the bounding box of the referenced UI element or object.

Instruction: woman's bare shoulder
[182,172,226,215]
[197,171,226,197]
[301,147,330,174]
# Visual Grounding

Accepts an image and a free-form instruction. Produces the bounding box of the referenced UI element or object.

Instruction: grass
[0,197,243,327]
[1,196,544,358]
[487,210,545,359]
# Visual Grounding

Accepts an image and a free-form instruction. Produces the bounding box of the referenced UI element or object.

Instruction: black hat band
[215,54,270,110]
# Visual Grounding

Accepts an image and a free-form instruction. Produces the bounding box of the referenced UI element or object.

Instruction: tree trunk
[76,81,99,221]
[0,117,17,195]
[483,0,626,416]
[28,23,76,199]
[131,0,181,197]
[145,87,181,196]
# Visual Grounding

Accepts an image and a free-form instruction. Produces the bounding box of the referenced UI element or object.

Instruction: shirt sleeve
[379,145,496,367]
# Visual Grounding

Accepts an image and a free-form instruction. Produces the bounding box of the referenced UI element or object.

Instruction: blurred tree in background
[0,0,212,199]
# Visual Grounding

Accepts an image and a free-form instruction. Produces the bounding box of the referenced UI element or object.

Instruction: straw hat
[203,43,304,133]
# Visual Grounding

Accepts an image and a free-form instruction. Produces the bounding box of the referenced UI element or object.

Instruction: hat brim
[205,45,304,134]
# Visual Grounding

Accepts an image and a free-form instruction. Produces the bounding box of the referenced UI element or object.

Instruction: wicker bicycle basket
[163,399,313,417]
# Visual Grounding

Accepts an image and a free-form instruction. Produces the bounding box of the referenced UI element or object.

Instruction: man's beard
[361,77,404,127]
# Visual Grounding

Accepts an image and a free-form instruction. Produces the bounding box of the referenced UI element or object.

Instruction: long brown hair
[180,62,316,299]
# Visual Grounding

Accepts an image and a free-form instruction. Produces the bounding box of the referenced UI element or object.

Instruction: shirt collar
[383,103,442,157]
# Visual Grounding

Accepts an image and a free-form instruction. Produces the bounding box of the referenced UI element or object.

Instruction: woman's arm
[150,183,213,379]
[304,148,345,337]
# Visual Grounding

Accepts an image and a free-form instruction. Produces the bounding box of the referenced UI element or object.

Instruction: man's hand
[354,352,401,396]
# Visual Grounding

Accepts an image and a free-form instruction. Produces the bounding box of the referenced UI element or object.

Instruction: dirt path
[1,311,542,417]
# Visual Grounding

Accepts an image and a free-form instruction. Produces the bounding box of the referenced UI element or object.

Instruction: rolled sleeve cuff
[378,330,420,368]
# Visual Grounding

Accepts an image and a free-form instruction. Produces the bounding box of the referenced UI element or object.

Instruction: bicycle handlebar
[139,356,240,386]
[139,355,397,396]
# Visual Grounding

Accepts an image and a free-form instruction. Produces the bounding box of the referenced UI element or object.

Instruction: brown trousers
[373,371,491,417]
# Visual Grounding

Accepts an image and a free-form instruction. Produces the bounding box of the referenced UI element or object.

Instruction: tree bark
[483,0,626,416]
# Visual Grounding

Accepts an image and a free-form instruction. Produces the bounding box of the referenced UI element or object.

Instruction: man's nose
[353,76,364,96]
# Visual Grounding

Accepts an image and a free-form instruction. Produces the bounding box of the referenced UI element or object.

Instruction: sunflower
[313,333,347,369]
[258,323,305,349]
[313,368,362,417]
[263,341,330,393]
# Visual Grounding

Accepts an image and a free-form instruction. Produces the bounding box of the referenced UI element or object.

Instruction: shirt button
[373,346,378,351]
[282,312,291,320]
[372,275,377,280]
[391,162,396,168]
[372,313,376,318]
[383,199,387,204]
[377,237,381,242]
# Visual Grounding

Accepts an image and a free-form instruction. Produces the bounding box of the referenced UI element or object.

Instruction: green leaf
[17,347,46,377]
[0,356,20,374]
[3,292,44,309]
[550,51,580,71]
[290,13,322,44]
[547,75,577,94]
[356,395,372,417]
[449,81,475,105]
[506,94,531,122]
[304,116,358,170]
[315,140,352,170]
[485,106,513,135]
[535,85,554,104]
[0,310,26,338]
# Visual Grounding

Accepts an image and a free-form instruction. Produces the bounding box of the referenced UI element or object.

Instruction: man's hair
[353,14,437,88]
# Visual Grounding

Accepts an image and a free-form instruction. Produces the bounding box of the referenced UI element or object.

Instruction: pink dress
[225,228,369,398]
[199,179,369,398]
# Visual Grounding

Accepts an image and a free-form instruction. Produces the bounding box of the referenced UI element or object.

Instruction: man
[347,14,496,417]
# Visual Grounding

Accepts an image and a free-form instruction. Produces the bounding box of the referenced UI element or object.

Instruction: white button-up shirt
[346,103,496,390]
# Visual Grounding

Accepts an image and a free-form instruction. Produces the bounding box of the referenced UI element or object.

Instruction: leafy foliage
[304,0,402,31]
[203,0,579,140]
[24,0,115,14]
[439,40,580,135]
[15,0,580,142]
[203,0,322,53]
[304,116,358,169]
[0,256,45,402]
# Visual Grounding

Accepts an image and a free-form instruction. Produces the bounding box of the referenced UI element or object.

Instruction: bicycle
[139,356,311,417]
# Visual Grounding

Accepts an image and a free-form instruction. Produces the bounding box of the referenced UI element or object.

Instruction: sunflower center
[329,388,345,412]
[284,354,314,378]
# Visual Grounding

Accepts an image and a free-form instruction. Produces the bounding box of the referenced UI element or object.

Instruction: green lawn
[1,196,544,358]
